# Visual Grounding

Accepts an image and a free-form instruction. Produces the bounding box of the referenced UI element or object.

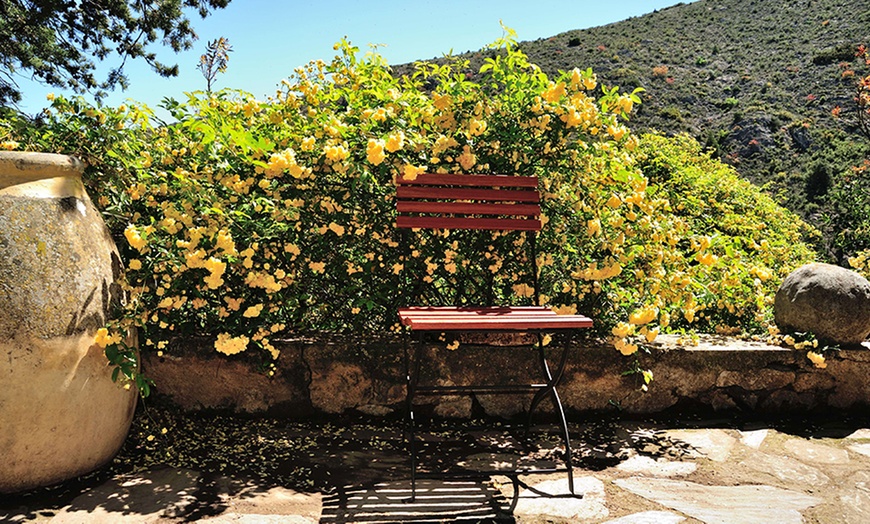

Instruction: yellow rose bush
[1,30,819,391]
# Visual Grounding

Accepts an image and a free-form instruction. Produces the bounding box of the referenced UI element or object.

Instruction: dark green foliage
[813,43,861,65]
[805,160,832,203]
[0,0,230,106]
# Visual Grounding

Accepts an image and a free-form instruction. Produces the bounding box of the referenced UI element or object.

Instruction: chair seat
[398,306,593,332]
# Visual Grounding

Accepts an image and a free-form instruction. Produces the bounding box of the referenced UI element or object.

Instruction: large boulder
[774,263,870,345]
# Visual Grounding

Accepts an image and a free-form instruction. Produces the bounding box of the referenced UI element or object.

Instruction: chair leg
[526,334,548,432]
[550,386,575,495]
[527,334,564,428]
[528,336,577,496]
[404,332,424,502]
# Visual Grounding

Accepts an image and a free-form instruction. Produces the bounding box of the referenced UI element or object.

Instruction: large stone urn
[0,151,137,493]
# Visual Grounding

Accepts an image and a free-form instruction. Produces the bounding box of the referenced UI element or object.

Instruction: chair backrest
[395,173,541,231]
[395,173,542,306]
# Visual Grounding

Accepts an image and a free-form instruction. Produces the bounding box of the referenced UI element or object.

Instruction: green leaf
[613,169,632,183]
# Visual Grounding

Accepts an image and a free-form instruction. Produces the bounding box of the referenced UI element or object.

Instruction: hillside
[416,0,870,260]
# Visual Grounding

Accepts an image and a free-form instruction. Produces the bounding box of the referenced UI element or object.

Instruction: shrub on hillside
[633,133,818,336]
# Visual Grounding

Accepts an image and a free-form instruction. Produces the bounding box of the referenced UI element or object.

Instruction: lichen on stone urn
[0,151,137,494]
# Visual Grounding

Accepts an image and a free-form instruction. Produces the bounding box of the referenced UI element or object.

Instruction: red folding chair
[395,173,593,500]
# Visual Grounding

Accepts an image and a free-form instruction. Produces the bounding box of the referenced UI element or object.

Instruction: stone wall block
[143,352,308,414]
[716,369,796,391]
[760,390,819,411]
[825,357,870,409]
[793,371,836,393]
[309,361,373,415]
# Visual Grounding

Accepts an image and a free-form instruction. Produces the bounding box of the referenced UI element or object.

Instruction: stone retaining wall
[142,335,870,417]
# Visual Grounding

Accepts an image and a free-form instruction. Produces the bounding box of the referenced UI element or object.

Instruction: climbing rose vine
[0,30,818,389]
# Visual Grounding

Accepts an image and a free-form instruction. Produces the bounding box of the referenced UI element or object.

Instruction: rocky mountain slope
[420,0,870,251]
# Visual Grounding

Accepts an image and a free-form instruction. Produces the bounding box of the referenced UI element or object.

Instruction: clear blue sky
[15,0,689,116]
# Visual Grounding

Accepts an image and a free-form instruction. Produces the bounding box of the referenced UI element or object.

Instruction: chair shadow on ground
[321,478,518,524]
[319,423,600,524]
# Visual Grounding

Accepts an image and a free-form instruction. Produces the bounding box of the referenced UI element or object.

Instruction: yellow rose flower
[469,119,487,136]
[402,163,425,181]
[543,82,566,103]
[696,252,718,266]
[215,230,237,255]
[629,306,657,325]
[385,131,405,152]
[243,304,264,318]
[324,144,349,162]
[552,304,577,316]
[583,76,597,91]
[807,351,827,369]
[458,145,476,171]
[433,93,452,110]
[586,218,601,236]
[607,125,628,141]
[366,138,386,165]
[224,297,244,311]
[328,222,345,236]
[606,194,622,209]
[512,283,535,298]
[614,338,638,356]
[124,225,148,251]
[94,327,122,348]
[611,322,632,338]
[214,333,250,355]
[157,297,174,309]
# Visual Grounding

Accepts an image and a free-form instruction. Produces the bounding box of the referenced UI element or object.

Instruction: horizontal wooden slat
[401,316,593,331]
[400,306,561,318]
[398,306,594,331]
[396,216,542,231]
[400,306,554,314]
[398,173,538,188]
[396,186,540,203]
[397,201,540,217]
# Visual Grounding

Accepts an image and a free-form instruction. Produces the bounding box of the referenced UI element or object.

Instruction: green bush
[634,133,818,335]
[1,32,819,383]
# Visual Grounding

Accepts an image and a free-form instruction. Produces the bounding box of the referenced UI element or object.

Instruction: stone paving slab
[783,438,851,464]
[602,511,686,524]
[847,429,870,439]
[49,468,201,524]
[738,428,769,449]
[739,451,831,486]
[661,429,736,462]
[613,477,823,524]
[849,443,870,458]
[510,477,608,521]
[616,455,697,477]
